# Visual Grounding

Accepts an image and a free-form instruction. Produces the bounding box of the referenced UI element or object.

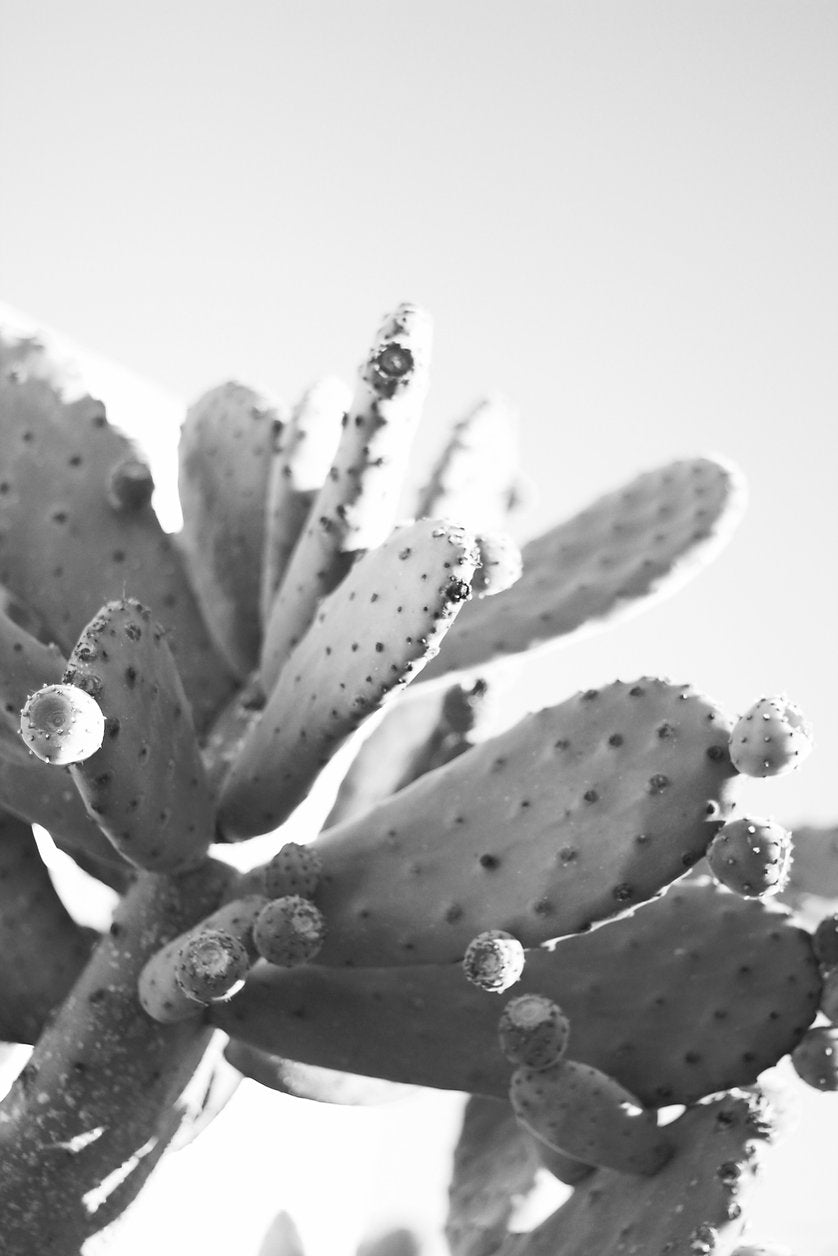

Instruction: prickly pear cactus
[0,307,821,1256]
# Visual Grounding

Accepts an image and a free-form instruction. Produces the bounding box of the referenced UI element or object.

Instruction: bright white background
[1,3,837,1253]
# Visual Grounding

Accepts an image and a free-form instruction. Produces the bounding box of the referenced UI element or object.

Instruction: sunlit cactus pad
[421,455,746,683]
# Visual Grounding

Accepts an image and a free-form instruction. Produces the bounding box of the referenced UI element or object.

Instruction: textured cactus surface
[0,310,824,1255]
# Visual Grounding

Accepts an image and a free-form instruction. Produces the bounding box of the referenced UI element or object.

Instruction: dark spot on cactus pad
[629,685,644,696]
[375,343,414,379]
[648,773,669,793]
[583,789,599,803]
[657,722,676,738]
[125,666,137,687]
[613,883,634,902]
[706,745,726,761]
[559,847,577,863]
[581,688,599,700]
[445,905,463,923]
[607,732,623,746]
[554,738,570,750]
[479,854,500,870]
[375,642,384,653]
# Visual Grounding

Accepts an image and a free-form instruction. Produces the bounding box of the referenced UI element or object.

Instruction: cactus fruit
[728,695,814,778]
[264,842,324,899]
[790,1025,838,1091]
[498,994,570,1070]
[174,929,250,1003]
[253,895,326,967]
[0,309,822,1251]
[706,816,792,898]
[18,682,105,765]
[462,930,526,993]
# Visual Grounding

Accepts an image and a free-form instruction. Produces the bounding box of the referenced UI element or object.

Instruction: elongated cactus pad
[261,377,349,625]
[497,1090,777,1256]
[416,394,520,533]
[65,598,215,872]
[0,375,236,730]
[260,303,433,691]
[224,1040,415,1105]
[219,519,478,839]
[0,860,233,1251]
[210,880,820,1104]
[178,381,283,675]
[307,678,738,965]
[420,456,746,685]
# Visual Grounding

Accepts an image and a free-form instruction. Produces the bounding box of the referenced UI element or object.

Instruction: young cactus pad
[305,678,739,966]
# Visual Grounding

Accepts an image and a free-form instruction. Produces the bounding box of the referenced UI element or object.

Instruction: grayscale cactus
[0,306,824,1255]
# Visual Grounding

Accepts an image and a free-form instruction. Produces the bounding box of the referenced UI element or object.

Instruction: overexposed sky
[2,4,838,1253]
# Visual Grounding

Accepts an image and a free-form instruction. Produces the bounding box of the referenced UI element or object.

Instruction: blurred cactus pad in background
[0,303,833,1256]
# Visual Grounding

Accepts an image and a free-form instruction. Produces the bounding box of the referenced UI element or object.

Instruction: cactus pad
[64,598,215,872]
[420,456,745,684]
[309,678,738,965]
[178,381,283,675]
[219,519,478,839]
[0,375,236,730]
[497,1090,778,1256]
[211,879,820,1104]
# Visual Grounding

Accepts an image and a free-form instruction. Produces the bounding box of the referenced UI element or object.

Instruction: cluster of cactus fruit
[0,304,832,1255]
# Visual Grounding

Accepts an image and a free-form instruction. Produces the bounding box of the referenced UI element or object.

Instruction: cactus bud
[106,457,155,511]
[706,816,792,898]
[253,896,325,967]
[19,683,105,765]
[462,929,525,993]
[264,842,323,900]
[174,929,250,1004]
[729,695,814,778]
[498,994,569,1069]
[790,1025,838,1091]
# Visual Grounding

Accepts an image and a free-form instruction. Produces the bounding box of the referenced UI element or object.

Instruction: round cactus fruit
[706,816,792,898]
[462,929,526,993]
[106,457,155,511]
[174,929,250,1004]
[264,842,323,900]
[728,695,814,778]
[812,913,838,970]
[19,683,106,765]
[253,895,325,967]
[790,1025,838,1091]
[498,993,570,1069]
